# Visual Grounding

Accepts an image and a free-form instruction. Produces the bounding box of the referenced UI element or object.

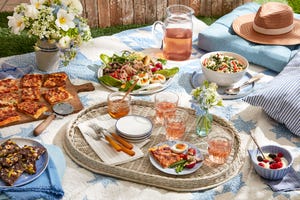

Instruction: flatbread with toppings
[43,72,68,88]
[0,79,18,94]
[44,87,73,105]
[17,101,48,119]
[0,106,21,127]
[149,144,181,168]
[21,74,43,88]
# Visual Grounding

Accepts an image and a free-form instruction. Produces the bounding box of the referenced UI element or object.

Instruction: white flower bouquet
[191,80,223,136]
[7,0,92,65]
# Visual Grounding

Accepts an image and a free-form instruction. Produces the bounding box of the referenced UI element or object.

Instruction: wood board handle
[33,114,56,136]
[74,83,95,93]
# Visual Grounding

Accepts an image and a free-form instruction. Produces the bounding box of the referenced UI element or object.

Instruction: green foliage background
[1,0,297,58]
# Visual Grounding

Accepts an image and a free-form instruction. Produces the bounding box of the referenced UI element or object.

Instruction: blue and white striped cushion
[243,61,300,136]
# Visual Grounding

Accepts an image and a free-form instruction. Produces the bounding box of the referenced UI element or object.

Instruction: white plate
[149,140,203,175]
[97,67,176,95]
[115,115,153,138]
[0,138,49,188]
[190,71,255,100]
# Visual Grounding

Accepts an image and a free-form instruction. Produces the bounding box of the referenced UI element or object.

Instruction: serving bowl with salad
[98,51,179,95]
[200,51,249,86]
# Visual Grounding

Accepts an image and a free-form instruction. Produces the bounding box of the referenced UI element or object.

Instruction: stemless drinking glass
[207,131,233,164]
[107,92,131,119]
[154,91,179,125]
[164,108,188,140]
[152,4,194,61]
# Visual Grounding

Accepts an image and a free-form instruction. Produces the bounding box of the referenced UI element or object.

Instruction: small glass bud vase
[196,109,213,137]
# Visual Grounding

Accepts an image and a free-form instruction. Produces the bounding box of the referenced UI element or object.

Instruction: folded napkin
[77,114,147,165]
[0,63,34,79]
[248,149,300,192]
[197,2,300,72]
[1,144,65,200]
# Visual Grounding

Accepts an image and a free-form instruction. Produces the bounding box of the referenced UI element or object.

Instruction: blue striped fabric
[243,52,300,136]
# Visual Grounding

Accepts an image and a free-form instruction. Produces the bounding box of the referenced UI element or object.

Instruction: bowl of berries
[249,145,294,180]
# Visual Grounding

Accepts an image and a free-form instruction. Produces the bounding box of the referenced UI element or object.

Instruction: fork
[90,123,135,156]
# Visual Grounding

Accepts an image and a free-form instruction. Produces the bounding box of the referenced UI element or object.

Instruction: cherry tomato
[110,71,118,79]
[151,67,159,73]
[187,148,196,156]
[185,161,196,169]
[155,62,163,69]
[179,153,187,160]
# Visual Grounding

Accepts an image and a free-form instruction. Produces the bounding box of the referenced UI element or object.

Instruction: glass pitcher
[152,4,194,61]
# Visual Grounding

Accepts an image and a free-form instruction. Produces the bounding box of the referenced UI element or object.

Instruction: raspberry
[274,157,281,162]
[258,163,265,167]
[263,159,269,163]
[277,162,283,168]
[277,152,284,158]
[270,163,277,169]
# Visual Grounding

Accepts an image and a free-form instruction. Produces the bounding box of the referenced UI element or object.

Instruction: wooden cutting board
[1,73,95,127]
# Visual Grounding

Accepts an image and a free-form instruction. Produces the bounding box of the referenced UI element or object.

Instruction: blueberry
[269,153,277,159]
[269,161,276,165]
[257,156,263,162]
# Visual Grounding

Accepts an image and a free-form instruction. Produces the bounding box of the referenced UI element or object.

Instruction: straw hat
[232,2,300,45]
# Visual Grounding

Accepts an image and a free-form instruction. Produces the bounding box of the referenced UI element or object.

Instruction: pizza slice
[149,144,182,168]
[0,92,19,106]
[17,101,48,119]
[0,106,21,127]
[21,74,43,88]
[44,86,73,104]
[0,79,18,94]
[43,72,68,87]
[21,87,41,101]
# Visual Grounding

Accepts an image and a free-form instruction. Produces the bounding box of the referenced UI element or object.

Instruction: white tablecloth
[0,18,299,200]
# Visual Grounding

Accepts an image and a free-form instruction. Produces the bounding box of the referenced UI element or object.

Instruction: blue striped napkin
[267,168,300,192]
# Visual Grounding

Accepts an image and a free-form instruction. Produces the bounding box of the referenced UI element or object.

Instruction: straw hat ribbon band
[253,23,295,35]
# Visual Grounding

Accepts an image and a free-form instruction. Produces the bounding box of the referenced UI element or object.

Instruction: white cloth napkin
[77,114,148,165]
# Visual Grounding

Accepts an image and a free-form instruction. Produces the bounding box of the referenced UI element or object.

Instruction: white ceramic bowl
[249,145,293,180]
[200,51,249,86]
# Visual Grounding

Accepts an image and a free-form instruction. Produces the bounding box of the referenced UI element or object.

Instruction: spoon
[250,131,267,160]
[121,79,139,101]
[225,73,264,95]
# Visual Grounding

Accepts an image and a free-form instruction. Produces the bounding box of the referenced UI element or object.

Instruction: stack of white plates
[115,115,153,143]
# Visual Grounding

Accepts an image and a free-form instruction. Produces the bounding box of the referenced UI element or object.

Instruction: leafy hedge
[288,0,300,13]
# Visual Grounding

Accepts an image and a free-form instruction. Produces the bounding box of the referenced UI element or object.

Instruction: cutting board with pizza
[0,72,95,128]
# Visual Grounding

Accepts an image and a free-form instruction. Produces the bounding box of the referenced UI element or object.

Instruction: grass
[0,0,289,58]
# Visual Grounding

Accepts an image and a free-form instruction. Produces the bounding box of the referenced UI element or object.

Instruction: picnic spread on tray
[0,1,299,200]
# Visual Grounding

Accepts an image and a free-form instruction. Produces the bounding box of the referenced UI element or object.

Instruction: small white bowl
[249,145,293,180]
[200,51,249,86]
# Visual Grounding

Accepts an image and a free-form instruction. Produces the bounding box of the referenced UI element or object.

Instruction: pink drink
[208,137,232,164]
[155,101,176,124]
[163,28,192,61]
[165,121,186,140]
